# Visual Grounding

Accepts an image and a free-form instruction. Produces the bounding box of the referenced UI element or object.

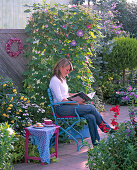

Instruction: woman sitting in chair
[49,58,114,146]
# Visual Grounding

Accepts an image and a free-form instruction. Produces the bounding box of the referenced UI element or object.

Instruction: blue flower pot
[69,125,90,139]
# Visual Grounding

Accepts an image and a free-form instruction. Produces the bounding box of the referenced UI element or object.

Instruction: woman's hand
[77,99,86,105]
[61,98,85,105]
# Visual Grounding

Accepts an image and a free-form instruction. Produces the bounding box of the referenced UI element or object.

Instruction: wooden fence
[0,0,71,29]
[0,29,30,90]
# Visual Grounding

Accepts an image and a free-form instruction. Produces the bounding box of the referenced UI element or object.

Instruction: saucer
[33,126,44,128]
[42,123,55,127]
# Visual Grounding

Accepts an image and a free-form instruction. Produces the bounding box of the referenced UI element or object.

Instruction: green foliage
[101,80,123,104]
[0,122,16,170]
[107,86,128,105]
[103,37,137,85]
[11,135,26,163]
[87,121,137,169]
[115,1,137,37]
[0,77,45,135]
[72,0,85,5]
[98,37,137,103]
[11,135,39,163]
[23,4,101,109]
[92,94,105,112]
[87,0,128,98]
[11,135,58,163]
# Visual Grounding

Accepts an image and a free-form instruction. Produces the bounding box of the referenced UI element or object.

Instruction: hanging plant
[6,38,23,57]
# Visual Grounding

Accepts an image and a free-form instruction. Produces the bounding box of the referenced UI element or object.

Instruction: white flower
[7,128,14,135]
[68,5,72,8]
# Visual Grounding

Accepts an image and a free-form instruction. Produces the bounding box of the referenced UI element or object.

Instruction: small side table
[25,125,60,165]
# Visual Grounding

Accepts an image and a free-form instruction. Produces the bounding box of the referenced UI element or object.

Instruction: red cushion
[55,113,77,118]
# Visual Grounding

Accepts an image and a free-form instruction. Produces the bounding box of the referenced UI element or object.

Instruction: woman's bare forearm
[69,93,77,97]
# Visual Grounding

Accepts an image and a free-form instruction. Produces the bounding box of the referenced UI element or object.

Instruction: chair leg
[63,121,84,143]
[55,119,85,151]
[59,126,81,151]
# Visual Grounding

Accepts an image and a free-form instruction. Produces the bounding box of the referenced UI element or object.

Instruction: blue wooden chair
[47,88,85,151]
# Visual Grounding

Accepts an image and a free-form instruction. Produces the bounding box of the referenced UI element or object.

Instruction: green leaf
[24,9,31,13]
[58,10,64,17]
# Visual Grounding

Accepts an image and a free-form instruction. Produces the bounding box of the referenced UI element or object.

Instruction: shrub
[103,36,137,85]
[0,122,16,170]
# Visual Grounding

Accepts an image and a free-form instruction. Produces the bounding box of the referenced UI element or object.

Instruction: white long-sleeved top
[49,75,69,103]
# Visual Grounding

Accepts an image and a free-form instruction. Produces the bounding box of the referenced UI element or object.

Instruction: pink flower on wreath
[76,30,84,37]
[6,38,23,58]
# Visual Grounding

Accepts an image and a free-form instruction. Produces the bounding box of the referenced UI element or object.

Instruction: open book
[67,91,95,102]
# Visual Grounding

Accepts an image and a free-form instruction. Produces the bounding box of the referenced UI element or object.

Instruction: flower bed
[87,95,137,169]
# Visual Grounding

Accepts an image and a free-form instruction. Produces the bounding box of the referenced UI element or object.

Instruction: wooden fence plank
[0,29,30,90]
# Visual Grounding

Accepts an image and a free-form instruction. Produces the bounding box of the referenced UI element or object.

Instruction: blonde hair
[52,58,73,81]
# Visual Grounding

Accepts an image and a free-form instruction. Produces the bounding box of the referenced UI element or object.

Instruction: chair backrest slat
[47,88,54,105]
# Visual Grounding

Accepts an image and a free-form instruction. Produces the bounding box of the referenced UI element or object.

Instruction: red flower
[132,117,137,124]
[100,122,109,133]
[114,113,117,118]
[100,121,105,129]
[114,126,119,130]
[111,119,118,126]
[114,112,119,118]
[110,104,120,114]
[103,126,109,133]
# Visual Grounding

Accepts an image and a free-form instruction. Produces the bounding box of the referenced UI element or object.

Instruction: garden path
[13,104,129,170]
